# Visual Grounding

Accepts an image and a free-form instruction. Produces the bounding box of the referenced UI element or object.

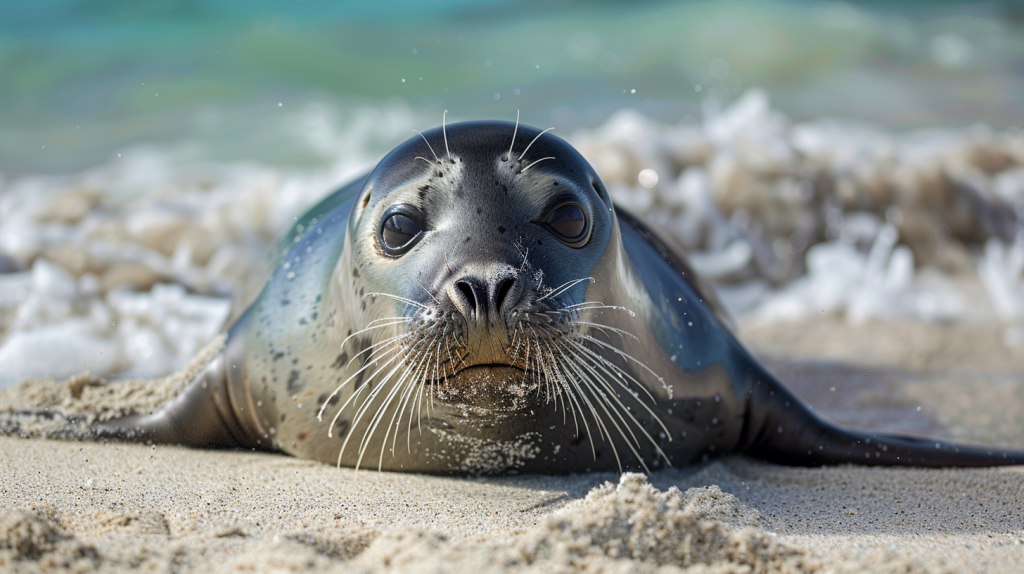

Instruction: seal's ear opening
[356,186,372,218]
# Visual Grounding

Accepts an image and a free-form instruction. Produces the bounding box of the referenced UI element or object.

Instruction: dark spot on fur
[298,317,307,325]
[331,352,349,370]
[465,236,471,242]
[353,368,368,390]
[292,358,299,365]
[498,226,506,233]
[477,208,482,214]
[272,352,285,362]
[553,181,559,186]
[287,370,302,393]
[352,267,359,278]
[280,298,290,306]
[311,312,318,320]
[334,419,349,437]
[320,392,340,406]
[296,430,309,441]
[280,414,286,422]
[537,239,543,245]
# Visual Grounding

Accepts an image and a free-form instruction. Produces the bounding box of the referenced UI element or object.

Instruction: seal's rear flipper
[738,369,1024,467]
[96,331,263,450]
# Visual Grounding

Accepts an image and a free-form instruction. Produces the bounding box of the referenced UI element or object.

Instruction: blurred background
[1,0,1023,385]
[3,0,1024,173]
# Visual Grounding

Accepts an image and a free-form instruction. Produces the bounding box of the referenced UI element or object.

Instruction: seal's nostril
[494,277,517,312]
[454,280,478,314]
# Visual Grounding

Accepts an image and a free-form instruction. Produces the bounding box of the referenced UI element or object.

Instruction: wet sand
[2,318,1023,573]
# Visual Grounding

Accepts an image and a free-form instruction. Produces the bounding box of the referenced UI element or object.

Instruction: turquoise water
[2,0,1023,175]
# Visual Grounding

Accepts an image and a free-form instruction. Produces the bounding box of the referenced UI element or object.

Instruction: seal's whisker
[553,349,608,461]
[364,292,428,310]
[517,127,554,162]
[412,334,443,442]
[428,325,451,412]
[366,364,414,468]
[525,324,557,405]
[572,333,666,395]
[565,342,672,456]
[341,331,411,373]
[560,343,647,449]
[526,327,575,423]
[554,360,587,447]
[560,301,606,309]
[559,302,635,316]
[538,337,582,431]
[417,282,441,305]
[365,316,415,327]
[538,277,594,301]
[518,246,530,274]
[318,339,408,424]
[571,320,641,343]
[414,156,434,166]
[383,347,426,461]
[520,156,556,174]
[340,318,412,352]
[564,350,652,472]
[371,350,426,470]
[442,110,451,162]
[523,316,671,466]
[537,337,569,415]
[341,352,414,470]
[413,130,439,163]
[506,110,520,161]
[558,354,624,471]
[395,337,437,450]
[565,337,666,429]
[380,345,428,455]
[508,326,525,365]
[326,344,410,438]
[443,330,461,374]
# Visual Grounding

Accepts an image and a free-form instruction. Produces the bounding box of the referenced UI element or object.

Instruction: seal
[99,119,1024,474]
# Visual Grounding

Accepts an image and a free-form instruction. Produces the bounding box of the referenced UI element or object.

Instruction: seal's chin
[433,364,539,413]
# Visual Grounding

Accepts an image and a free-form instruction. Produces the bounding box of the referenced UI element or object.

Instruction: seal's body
[102,121,1024,474]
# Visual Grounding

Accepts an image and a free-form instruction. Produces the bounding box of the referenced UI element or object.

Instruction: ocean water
[2,0,1024,175]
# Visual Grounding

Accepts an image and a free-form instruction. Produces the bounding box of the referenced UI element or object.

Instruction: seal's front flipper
[96,331,264,450]
[738,368,1024,467]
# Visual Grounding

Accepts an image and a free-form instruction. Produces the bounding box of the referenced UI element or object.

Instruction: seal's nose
[447,269,523,325]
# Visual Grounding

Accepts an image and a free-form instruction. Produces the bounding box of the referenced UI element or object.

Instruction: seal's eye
[378,207,423,256]
[539,202,590,247]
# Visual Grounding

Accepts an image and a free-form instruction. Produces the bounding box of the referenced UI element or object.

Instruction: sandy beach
[3,318,1022,573]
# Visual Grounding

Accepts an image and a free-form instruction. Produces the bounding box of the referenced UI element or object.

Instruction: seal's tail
[736,365,1024,467]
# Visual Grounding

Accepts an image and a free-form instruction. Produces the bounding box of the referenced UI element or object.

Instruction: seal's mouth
[431,364,539,409]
